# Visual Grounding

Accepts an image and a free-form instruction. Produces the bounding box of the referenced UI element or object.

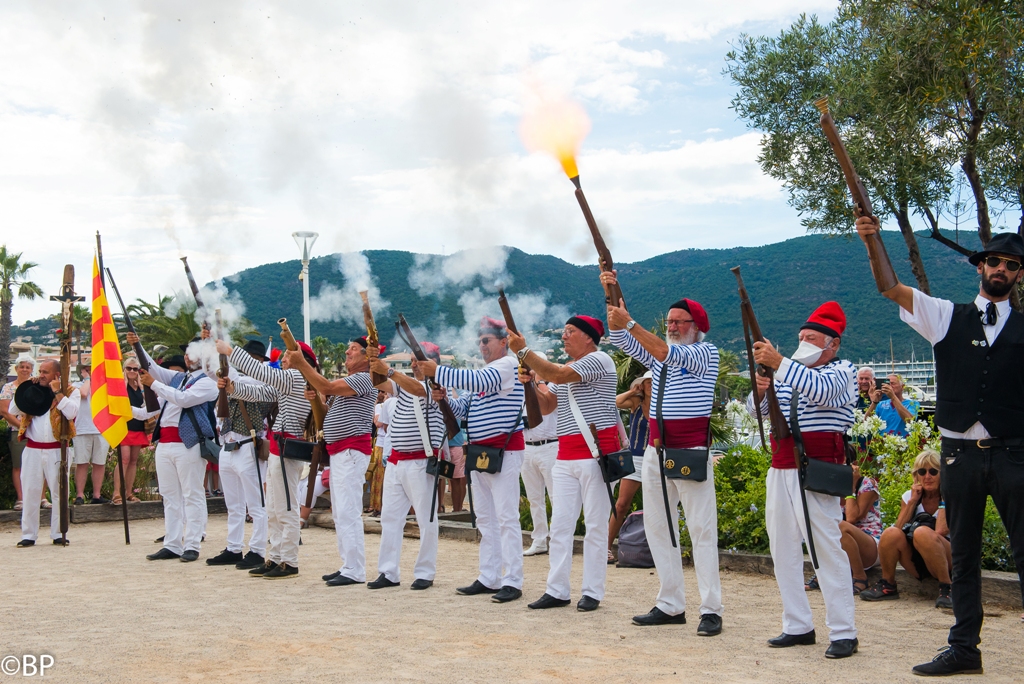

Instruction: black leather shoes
[911,647,983,676]
[492,586,523,603]
[528,593,571,610]
[768,630,816,648]
[326,574,363,587]
[825,638,859,659]
[410,579,434,590]
[577,595,600,612]
[697,613,723,636]
[206,549,244,566]
[456,580,500,596]
[367,573,400,589]
[249,561,275,576]
[180,550,200,563]
[264,563,299,579]
[16,539,35,548]
[235,551,265,570]
[53,538,69,546]
[147,548,181,561]
[632,607,686,626]
[323,571,341,582]
[153,535,165,544]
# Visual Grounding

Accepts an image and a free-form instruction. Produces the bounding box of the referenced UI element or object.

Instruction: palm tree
[0,246,44,371]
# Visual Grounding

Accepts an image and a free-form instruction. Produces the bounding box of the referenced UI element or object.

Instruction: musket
[731,266,790,444]
[98,233,130,544]
[278,318,328,510]
[179,256,209,330]
[105,269,161,413]
[50,265,83,545]
[568,175,624,308]
[395,314,461,439]
[360,290,388,387]
[814,97,899,293]
[214,309,230,419]
[497,289,543,429]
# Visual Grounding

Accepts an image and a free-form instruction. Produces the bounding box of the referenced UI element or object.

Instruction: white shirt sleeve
[899,288,954,345]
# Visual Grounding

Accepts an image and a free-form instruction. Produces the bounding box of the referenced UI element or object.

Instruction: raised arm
[776,359,855,408]
[148,375,219,409]
[223,375,280,403]
[228,346,302,397]
[609,328,657,368]
[855,215,914,312]
[506,331,582,384]
[664,342,717,377]
[434,363,506,393]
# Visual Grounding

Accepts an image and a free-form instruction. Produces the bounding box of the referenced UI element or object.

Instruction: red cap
[479,316,508,338]
[296,340,318,368]
[669,298,709,334]
[419,341,441,360]
[801,301,846,338]
[269,349,282,363]
[566,315,604,345]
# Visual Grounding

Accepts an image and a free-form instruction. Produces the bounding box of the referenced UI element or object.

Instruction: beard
[981,269,1016,297]
[666,329,698,346]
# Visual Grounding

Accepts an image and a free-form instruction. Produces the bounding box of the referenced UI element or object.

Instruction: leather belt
[942,436,1024,450]
[223,438,255,452]
[526,438,558,446]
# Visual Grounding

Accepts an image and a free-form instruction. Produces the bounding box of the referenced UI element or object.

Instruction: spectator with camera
[863,374,918,436]
[860,449,952,608]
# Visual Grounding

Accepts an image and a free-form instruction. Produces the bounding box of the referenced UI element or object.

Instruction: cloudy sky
[1,0,839,324]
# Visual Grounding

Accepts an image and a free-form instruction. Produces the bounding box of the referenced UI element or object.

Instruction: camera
[874,378,889,390]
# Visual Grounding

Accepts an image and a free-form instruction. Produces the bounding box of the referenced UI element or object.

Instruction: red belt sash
[470,431,525,452]
[390,449,428,462]
[326,433,372,455]
[770,431,845,469]
[268,431,300,456]
[26,440,61,449]
[159,426,182,443]
[558,426,620,461]
[648,416,710,449]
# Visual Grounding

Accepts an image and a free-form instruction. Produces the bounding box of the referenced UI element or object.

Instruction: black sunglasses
[125,367,140,372]
[984,255,1022,272]
[915,468,939,477]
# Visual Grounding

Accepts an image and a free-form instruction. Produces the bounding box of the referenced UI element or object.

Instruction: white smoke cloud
[308,251,390,325]
[164,279,247,338]
[408,246,512,297]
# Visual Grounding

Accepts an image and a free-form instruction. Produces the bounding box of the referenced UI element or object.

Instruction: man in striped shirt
[367,342,448,590]
[509,315,618,613]
[602,272,724,636]
[284,337,387,587]
[222,338,316,579]
[419,318,526,603]
[746,301,859,659]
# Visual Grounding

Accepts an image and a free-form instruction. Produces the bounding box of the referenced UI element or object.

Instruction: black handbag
[426,456,456,479]
[465,402,524,475]
[281,438,317,462]
[598,447,635,483]
[654,364,709,482]
[183,406,220,465]
[790,390,854,498]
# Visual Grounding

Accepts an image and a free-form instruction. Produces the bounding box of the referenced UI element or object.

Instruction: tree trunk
[895,201,931,294]
[961,79,991,245]
[0,298,12,376]
[921,205,973,256]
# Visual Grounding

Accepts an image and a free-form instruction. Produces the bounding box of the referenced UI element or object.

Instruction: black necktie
[983,301,997,326]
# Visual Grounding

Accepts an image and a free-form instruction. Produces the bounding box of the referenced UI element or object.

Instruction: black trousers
[940,439,1024,656]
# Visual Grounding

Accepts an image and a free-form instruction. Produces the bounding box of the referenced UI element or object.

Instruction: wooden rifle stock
[51,264,82,543]
[497,289,543,429]
[214,309,230,419]
[359,290,388,387]
[814,97,899,293]
[279,317,328,510]
[570,176,624,307]
[105,268,161,412]
[730,267,790,443]
[395,314,461,439]
[180,256,210,330]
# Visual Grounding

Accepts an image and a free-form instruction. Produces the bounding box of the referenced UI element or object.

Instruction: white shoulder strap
[566,384,600,458]
[410,384,434,458]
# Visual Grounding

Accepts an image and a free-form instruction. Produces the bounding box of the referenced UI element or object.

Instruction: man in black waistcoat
[857,217,1024,677]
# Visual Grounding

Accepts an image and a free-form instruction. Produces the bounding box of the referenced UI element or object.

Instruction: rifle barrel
[497,290,543,429]
[106,268,161,412]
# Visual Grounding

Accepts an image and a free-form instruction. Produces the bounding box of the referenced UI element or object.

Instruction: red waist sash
[326,434,372,456]
[770,431,845,469]
[471,431,525,452]
[558,426,620,461]
[159,426,181,444]
[648,416,710,449]
[390,449,428,462]
[268,431,300,456]
[26,440,60,449]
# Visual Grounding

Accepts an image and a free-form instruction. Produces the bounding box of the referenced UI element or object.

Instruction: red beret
[801,301,846,338]
[669,298,709,334]
[419,341,441,360]
[567,315,604,345]
[479,316,508,337]
[269,348,282,363]
[296,341,319,368]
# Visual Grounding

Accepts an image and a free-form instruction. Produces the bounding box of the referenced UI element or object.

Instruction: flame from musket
[519,89,591,181]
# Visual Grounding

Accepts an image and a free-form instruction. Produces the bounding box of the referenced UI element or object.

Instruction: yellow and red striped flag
[90,255,131,446]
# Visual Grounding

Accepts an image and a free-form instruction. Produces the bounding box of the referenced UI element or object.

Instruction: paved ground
[1,516,1021,683]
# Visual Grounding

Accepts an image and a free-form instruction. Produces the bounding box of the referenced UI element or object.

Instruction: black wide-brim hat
[968,232,1024,265]
[241,339,268,361]
[14,380,56,417]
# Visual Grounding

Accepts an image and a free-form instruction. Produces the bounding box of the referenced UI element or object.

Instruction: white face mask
[791,340,826,366]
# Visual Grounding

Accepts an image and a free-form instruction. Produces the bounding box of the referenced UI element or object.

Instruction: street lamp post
[292,231,319,345]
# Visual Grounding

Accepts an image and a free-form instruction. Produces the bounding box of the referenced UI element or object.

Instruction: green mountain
[215,229,982,363]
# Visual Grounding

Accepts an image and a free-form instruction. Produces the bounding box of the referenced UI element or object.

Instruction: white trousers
[266,455,302,565]
[521,442,557,541]
[546,459,611,601]
[219,443,268,557]
[473,449,525,589]
[377,459,438,583]
[766,467,857,641]
[20,447,63,541]
[297,471,328,504]
[641,446,723,617]
[155,442,208,555]
[329,449,371,582]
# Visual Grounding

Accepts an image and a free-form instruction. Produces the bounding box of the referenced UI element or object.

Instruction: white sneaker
[524,539,548,556]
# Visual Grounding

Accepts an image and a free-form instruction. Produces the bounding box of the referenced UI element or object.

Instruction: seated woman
[860,449,952,608]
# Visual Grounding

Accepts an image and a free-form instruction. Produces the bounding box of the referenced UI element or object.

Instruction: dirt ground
[1,516,1020,683]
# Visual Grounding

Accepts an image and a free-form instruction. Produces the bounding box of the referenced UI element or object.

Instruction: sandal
[14,500,23,511]
[127,496,142,503]
[111,496,123,505]
[607,550,616,565]
[804,574,820,591]
[853,578,870,595]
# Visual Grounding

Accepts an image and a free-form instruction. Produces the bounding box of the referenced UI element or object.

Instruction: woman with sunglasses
[860,449,951,606]
[111,357,150,505]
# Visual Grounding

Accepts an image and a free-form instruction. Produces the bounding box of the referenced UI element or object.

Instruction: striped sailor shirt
[435,355,525,445]
[229,347,311,438]
[551,350,618,436]
[322,372,376,451]
[386,380,447,458]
